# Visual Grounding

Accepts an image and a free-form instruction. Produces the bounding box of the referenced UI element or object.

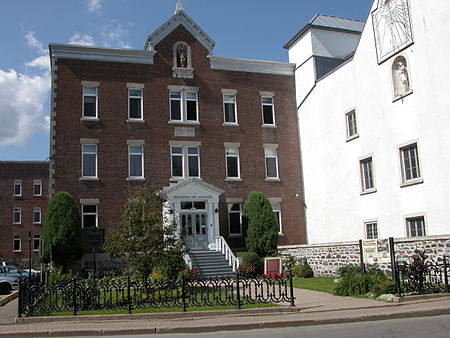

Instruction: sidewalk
[0,288,449,336]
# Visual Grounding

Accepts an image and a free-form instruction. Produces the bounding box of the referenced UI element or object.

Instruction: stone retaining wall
[279,235,450,276]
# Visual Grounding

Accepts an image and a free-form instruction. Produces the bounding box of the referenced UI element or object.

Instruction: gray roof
[284,14,365,49]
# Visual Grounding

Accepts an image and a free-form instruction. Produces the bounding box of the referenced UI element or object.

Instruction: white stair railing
[214,236,239,272]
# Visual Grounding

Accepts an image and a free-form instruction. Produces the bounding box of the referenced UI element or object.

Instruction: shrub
[48,267,74,286]
[334,266,392,297]
[238,252,263,274]
[237,264,257,278]
[337,265,361,277]
[298,259,314,278]
[243,192,278,258]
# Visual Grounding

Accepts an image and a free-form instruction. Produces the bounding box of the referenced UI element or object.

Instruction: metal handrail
[214,236,239,271]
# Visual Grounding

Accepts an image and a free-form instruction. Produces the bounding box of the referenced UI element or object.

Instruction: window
[82,205,98,228]
[360,157,375,192]
[13,235,21,252]
[82,144,97,178]
[228,203,242,236]
[129,89,143,120]
[225,147,240,179]
[171,146,200,178]
[264,146,279,179]
[261,96,275,126]
[400,143,421,185]
[33,180,42,196]
[129,145,144,179]
[223,93,237,124]
[33,234,40,252]
[13,207,21,224]
[33,207,41,224]
[346,110,358,140]
[270,201,282,234]
[181,201,206,210]
[365,221,378,239]
[14,180,22,196]
[406,216,426,237]
[170,90,198,122]
[82,86,98,118]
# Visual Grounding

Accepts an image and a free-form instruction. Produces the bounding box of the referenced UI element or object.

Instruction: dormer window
[173,41,194,78]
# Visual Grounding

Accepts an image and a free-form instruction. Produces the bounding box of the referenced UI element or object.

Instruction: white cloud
[0,69,50,147]
[69,33,96,46]
[99,21,132,48]
[24,31,47,55]
[87,0,102,13]
[0,32,50,147]
[25,55,50,70]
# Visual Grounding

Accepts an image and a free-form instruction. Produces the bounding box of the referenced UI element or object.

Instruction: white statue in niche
[392,56,410,97]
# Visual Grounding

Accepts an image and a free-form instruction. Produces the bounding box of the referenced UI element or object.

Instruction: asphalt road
[65,314,450,338]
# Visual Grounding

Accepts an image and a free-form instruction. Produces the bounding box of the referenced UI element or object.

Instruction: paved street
[68,314,450,338]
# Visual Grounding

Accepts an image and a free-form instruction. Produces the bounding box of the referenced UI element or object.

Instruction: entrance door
[181,213,208,248]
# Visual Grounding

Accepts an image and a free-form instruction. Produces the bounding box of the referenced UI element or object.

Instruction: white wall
[291,0,450,243]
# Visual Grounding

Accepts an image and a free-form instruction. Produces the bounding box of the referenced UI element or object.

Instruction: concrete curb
[0,291,18,307]
[2,306,450,337]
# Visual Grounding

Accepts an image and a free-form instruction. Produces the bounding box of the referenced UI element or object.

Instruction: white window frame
[169,86,199,123]
[269,199,283,235]
[33,179,42,196]
[33,234,41,252]
[359,155,376,194]
[81,143,98,179]
[264,144,279,180]
[260,92,276,127]
[33,207,42,224]
[128,85,144,121]
[364,220,378,239]
[13,207,21,224]
[170,143,201,179]
[128,144,144,180]
[227,203,242,237]
[405,214,426,237]
[82,204,98,228]
[14,179,22,197]
[13,235,21,252]
[345,109,358,141]
[82,85,98,119]
[225,144,240,180]
[399,141,423,187]
[222,89,238,125]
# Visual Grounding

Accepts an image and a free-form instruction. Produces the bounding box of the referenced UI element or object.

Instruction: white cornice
[160,178,224,198]
[144,10,215,52]
[209,56,295,76]
[49,44,155,64]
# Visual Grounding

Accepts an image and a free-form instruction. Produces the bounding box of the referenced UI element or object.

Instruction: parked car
[0,276,19,294]
[0,265,30,279]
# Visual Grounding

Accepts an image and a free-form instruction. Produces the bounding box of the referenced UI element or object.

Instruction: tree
[243,191,278,258]
[103,184,186,277]
[41,192,82,269]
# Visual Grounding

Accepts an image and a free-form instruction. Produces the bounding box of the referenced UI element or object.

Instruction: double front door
[181,213,208,248]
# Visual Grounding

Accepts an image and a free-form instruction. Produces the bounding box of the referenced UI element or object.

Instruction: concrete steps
[189,249,235,278]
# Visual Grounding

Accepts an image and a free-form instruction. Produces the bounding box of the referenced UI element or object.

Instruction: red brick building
[0,162,48,264]
[48,5,306,264]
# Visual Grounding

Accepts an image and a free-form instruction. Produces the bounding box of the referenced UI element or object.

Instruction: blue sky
[0,0,373,161]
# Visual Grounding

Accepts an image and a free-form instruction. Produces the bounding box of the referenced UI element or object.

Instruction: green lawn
[32,302,279,317]
[292,277,336,294]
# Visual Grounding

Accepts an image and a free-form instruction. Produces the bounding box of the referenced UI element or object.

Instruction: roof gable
[160,178,224,201]
[144,9,215,52]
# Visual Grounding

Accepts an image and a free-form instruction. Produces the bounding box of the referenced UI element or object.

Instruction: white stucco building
[286,0,450,243]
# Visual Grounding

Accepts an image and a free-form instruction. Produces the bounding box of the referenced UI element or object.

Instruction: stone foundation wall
[279,235,450,276]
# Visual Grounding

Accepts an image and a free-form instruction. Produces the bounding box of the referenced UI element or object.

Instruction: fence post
[17,279,23,317]
[443,256,449,294]
[394,261,402,297]
[127,274,132,314]
[72,276,77,316]
[236,272,241,309]
[358,240,366,275]
[181,275,187,312]
[289,269,295,306]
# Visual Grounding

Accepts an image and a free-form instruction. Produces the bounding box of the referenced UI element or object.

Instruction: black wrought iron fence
[18,273,295,317]
[395,255,449,296]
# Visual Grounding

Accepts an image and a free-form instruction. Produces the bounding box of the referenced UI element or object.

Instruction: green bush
[336,265,361,277]
[243,192,278,258]
[298,259,314,278]
[48,267,74,286]
[334,266,392,297]
[238,252,263,274]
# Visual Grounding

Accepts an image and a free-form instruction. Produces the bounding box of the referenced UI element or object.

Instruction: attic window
[173,41,194,79]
